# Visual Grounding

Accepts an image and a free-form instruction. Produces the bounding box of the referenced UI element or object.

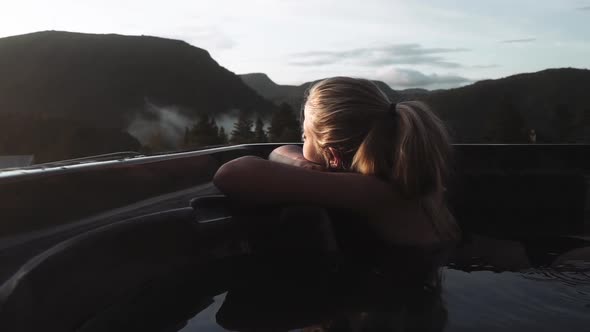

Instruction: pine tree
[218,127,229,144]
[488,95,525,143]
[553,103,576,142]
[580,108,590,142]
[254,117,268,143]
[268,103,301,142]
[183,127,190,147]
[230,112,255,144]
[148,128,167,151]
[186,113,224,148]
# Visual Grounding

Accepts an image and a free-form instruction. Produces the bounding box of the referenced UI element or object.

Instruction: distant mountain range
[0,31,277,162]
[422,68,590,142]
[239,73,429,112]
[0,30,588,163]
[240,69,590,143]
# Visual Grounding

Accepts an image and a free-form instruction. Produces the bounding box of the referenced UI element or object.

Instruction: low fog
[127,101,192,149]
[127,101,266,150]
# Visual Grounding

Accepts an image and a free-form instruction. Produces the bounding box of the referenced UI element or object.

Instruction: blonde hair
[304,77,459,242]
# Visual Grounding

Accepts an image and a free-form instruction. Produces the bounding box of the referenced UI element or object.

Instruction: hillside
[239,73,413,111]
[239,73,309,111]
[241,69,590,143]
[425,68,590,142]
[1,31,588,165]
[0,31,277,162]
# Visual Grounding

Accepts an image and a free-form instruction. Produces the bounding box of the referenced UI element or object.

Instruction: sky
[1,0,589,89]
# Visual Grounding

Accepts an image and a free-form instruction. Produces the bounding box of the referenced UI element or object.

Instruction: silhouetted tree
[183,127,190,147]
[488,96,525,143]
[218,126,229,144]
[230,112,255,144]
[148,129,168,151]
[254,117,268,143]
[553,103,576,142]
[580,109,590,142]
[268,103,301,142]
[185,113,225,148]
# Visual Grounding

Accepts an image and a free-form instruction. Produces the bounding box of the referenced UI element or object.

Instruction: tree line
[482,95,589,144]
[182,102,301,149]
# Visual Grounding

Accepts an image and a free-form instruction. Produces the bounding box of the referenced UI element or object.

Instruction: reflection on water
[444,269,590,332]
[174,235,590,332]
[176,270,590,332]
[181,294,227,332]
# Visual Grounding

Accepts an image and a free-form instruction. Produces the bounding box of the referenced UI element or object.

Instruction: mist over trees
[230,112,256,144]
[227,105,301,144]
[254,117,268,143]
[0,31,278,162]
[183,113,228,149]
[172,104,301,150]
[268,103,301,142]
[218,127,229,144]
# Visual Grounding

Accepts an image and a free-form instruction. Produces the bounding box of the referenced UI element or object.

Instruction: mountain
[241,69,590,143]
[239,73,309,111]
[239,73,413,112]
[0,31,277,162]
[424,68,590,143]
[1,30,588,165]
[240,73,299,100]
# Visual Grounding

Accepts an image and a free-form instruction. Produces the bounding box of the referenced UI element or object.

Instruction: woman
[213,77,459,248]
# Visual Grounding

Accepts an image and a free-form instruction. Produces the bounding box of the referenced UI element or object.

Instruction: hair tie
[389,102,398,117]
[389,102,397,112]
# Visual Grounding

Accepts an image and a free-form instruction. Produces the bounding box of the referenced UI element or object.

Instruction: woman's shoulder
[367,190,459,248]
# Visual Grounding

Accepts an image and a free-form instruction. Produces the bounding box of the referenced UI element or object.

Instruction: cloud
[576,6,590,11]
[289,44,468,68]
[166,24,236,50]
[289,58,339,66]
[375,67,472,89]
[500,38,536,44]
[471,64,500,69]
[190,28,236,50]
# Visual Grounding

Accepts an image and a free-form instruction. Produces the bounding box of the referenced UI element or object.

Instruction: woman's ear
[326,147,343,169]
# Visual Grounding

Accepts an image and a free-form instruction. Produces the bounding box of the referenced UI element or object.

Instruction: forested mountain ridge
[239,73,422,112]
[0,31,276,122]
[241,69,590,143]
[0,31,277,162]
[0,30,587,164]
[425,68,590,142]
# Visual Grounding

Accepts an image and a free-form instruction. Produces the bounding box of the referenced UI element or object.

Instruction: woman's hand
[269,145,326,171]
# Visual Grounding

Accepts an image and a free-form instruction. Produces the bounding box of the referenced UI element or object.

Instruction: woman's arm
[268,145,326,171]
[213,155,397,210]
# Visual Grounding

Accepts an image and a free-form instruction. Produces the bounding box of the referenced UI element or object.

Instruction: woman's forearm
[268,145,304,162]
[269,145,325,171]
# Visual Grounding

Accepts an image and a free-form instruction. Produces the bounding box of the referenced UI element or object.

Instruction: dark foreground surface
[178,240,590,332]
[2,203,588,332]
[76,232,590,332]
[0,144,589,331]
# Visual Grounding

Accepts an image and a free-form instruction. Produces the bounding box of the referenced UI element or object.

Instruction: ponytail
[390,101,450,198]
[350,109,396,178]
[350,101,458,242]
[390,101,458,242]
